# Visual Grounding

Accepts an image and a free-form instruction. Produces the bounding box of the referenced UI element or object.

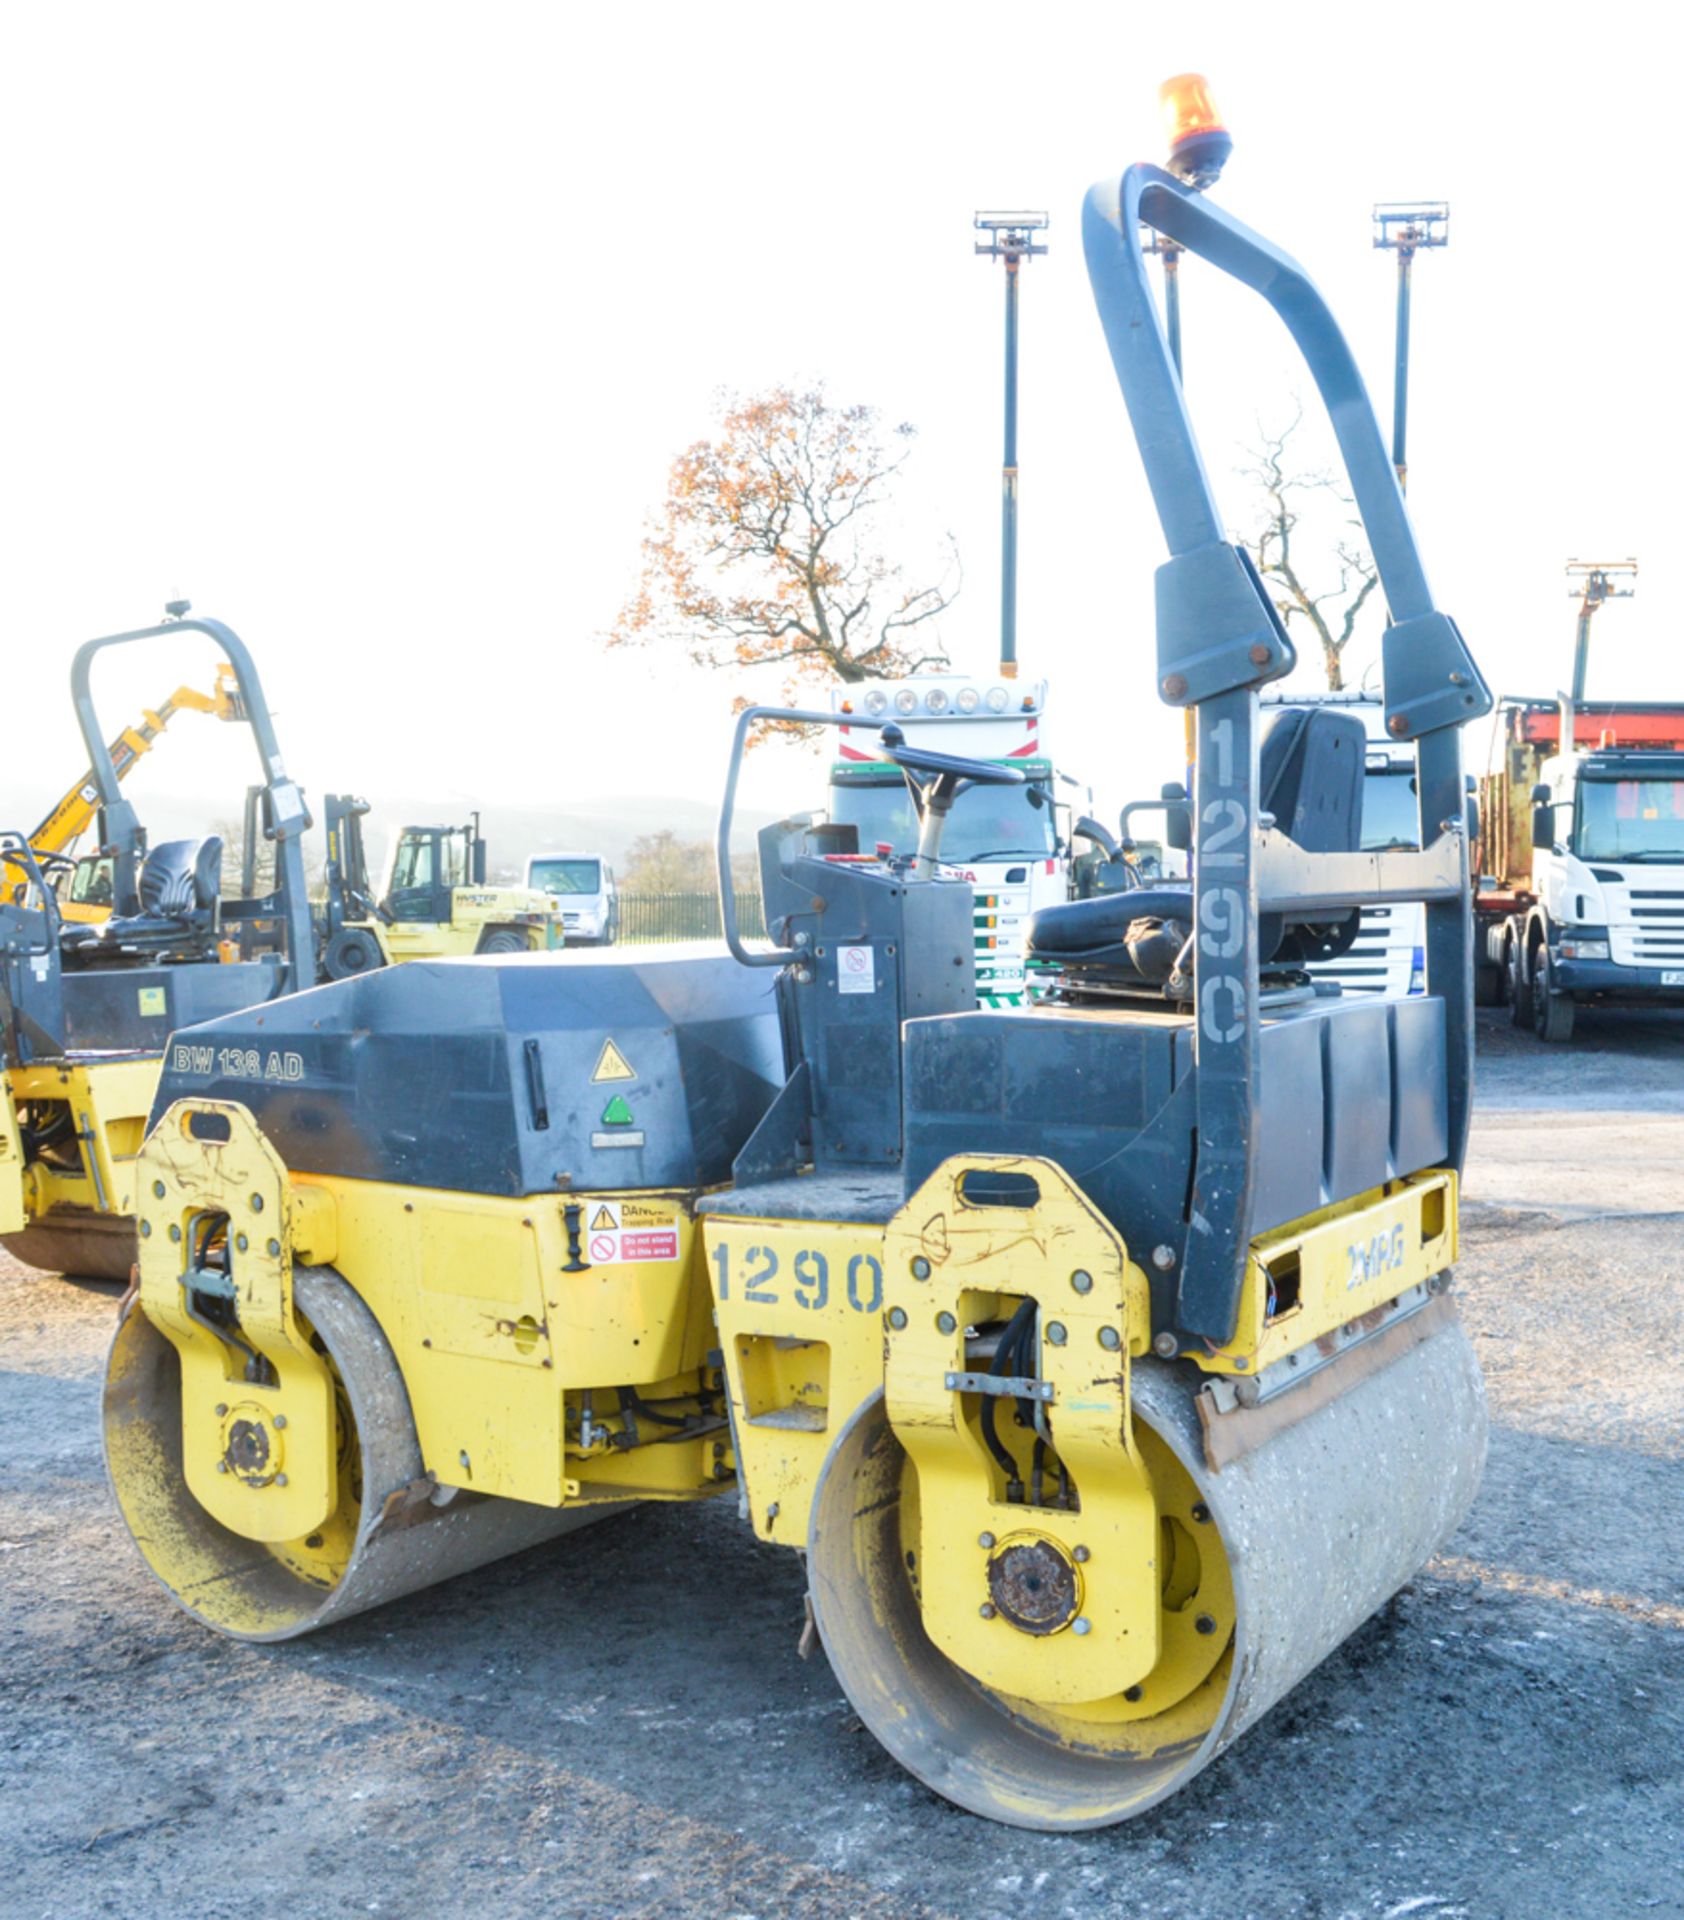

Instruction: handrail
[0,832,62,947]
[716,706,861,968]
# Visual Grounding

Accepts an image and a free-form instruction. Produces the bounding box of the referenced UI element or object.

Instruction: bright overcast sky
[1,3,1677,840]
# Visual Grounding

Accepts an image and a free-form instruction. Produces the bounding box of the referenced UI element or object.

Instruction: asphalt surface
[2,1007,1681,1919]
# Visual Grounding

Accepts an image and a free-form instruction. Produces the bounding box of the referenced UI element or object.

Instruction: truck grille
[1305,905,1414,997]
[1614,888,1684,967]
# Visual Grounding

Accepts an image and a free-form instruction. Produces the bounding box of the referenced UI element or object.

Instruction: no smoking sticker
[838,945,876,994]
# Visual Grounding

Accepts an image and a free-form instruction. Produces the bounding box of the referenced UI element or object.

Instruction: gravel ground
[3,1008,1682,1920]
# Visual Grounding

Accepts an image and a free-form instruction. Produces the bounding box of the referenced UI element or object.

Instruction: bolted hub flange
[220,1402,283,1487]
[986,1534,1081,1636]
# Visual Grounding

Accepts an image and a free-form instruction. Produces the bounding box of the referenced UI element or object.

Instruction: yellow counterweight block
[106,1098,725,1641]
[711,1154,1486,1831]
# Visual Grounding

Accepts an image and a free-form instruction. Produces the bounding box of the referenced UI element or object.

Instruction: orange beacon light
[1158,73,1231,189]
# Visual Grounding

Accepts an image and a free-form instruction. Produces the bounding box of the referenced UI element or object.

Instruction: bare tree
[621,829,756,895]
[610,385,959,698]
[1240,409,1381,691]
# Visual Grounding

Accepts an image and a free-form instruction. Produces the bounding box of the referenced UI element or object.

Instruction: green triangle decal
[600,1095,635,1127]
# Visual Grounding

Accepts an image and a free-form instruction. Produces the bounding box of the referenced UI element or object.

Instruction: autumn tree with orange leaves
[610,386,959,697]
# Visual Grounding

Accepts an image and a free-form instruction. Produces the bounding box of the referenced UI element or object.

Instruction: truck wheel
[1531,950,1576,1043]
[479,929,526,954]
[1507,943,1531,1028]
[323,928,385,980]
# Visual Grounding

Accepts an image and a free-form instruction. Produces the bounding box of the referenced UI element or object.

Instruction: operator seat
[60,836,224,968]
[1027,708,1365,991]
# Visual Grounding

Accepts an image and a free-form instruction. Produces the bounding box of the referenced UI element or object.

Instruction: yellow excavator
[4,665,246,923]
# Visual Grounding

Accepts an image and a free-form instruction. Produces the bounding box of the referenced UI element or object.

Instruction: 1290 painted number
[710,1243,883,1314]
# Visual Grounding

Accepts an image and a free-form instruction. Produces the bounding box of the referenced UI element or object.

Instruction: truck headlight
[1559,938,1610,960]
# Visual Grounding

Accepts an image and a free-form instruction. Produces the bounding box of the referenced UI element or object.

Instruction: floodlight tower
[1373,202,1449,492]
[975,211,1048,680]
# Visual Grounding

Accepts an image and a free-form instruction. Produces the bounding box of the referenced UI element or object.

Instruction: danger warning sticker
[592,1039,637,1083]
[577,1199,679,1266]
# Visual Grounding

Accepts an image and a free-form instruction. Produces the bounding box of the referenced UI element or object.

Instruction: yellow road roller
[2,608,319,1281]
[104,113,1493,1828]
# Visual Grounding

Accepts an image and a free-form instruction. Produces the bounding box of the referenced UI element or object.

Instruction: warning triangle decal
[590,1205,617,1231]
[591,1039,636,1083]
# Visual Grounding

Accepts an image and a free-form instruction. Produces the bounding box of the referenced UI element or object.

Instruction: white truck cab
[1476,701,1684,1041]
[825,675,1066,1006]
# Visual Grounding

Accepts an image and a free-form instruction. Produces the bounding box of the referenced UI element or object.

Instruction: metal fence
[618,890,766,945]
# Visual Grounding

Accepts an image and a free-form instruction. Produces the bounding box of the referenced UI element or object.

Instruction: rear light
[985,687,1010,714]
[894,688,919,716]
[924,687,951,715]
[956,687,981,714]
[863,689,890,717]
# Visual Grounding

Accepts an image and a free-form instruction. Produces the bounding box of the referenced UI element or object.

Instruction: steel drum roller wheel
[3,1209,138,1283]
[806,1324,1486,1830]
[104,1264,625,1641]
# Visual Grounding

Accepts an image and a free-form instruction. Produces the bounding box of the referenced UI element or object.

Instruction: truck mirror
[1466,793,1481,845]
[1531,804,1553,851]
[1530,782,1551,806]
[1164,801,1192,854]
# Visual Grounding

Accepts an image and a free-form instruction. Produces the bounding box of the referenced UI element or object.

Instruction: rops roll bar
[68,611,316,995]
[1082,164,1494,1344]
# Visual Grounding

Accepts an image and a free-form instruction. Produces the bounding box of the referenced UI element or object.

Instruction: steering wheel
[878,723,1026,789]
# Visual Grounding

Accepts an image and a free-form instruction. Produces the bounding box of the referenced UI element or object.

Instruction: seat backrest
[1260,708,1364,853]
[137,837,223,919]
